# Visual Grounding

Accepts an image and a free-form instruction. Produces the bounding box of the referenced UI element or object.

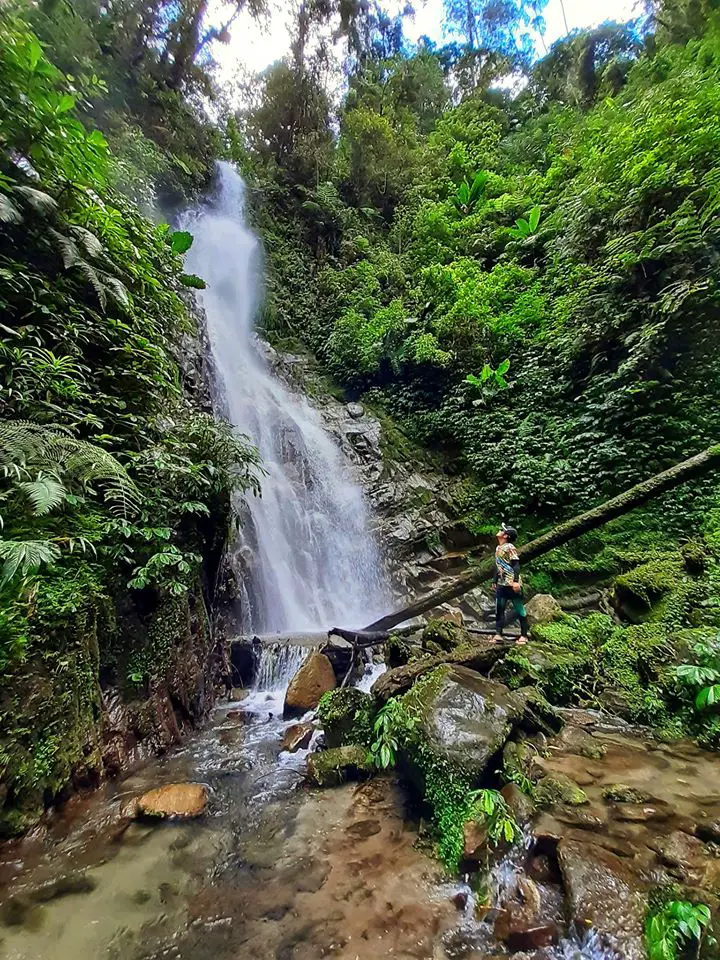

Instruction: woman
[492,523,529,644]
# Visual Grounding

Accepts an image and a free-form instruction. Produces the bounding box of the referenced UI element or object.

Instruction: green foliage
[370,697,413,769]
[646,900,712,960]
[675,633,720,711]
[467,787,520,844]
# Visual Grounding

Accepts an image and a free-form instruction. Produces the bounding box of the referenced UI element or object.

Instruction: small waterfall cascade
[253,643,309,693]
[184,162,388,634]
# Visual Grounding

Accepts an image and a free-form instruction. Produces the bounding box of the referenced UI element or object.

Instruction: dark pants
[495,586,529,637]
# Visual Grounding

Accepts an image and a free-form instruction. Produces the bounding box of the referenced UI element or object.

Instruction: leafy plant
[646,900,712,960]
[508,204,541,239]
[467,788,520,845]
[674,634,720,710]
[454,171,488,215]
[370,698,410,769]
[465,359,511,406]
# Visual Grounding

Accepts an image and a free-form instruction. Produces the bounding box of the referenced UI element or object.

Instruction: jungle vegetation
[1,0,720,834]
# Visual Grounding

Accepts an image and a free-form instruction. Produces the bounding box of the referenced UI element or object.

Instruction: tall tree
[443,0,549,64]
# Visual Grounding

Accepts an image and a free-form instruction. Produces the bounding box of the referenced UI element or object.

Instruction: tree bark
[364,443,720,632]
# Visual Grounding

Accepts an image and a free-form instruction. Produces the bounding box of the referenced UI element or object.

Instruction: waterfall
[253,643,308,693]
[184,162,388,633]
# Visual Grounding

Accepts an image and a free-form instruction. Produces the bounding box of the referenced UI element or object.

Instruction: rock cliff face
[261,341,493,622]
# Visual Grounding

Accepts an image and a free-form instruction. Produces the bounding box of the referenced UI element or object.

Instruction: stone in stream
[401,666,526,787]
[602,783,652,803]
[280,722,314,753]
[306,745,373,787]
[135,783,208,819]
[557,838,647,960]
[316,687,374,749]
[535,773,589,807]
[283,650,336,718]
[346,402,365,419]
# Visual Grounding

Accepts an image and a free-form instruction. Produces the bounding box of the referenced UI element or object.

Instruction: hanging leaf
[0,194,22,224]
[180,273,206,289]
[13,185,58,214]
[171,230,194,255]
[528,205,541,232]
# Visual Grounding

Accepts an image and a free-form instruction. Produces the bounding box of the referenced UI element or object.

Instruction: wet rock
[346,402,365,419]
[503,740,544,786]
[505,921,559,951]
[610,800,674,822]
[514,687,564,734]
[552,806,606,829]
[500,782,536,825]
[316,687,374,749]
[136,783,208,819]
[602,783,651,803]
[280,722,314,753]
[525,594,562,625]
[452,890,468,910]
[557,838,647,960]
[652,830,708,876]
[463,819,489,861]
[535,774,588,807]
[405,666,525,786]
[345,818,382,839]
[696,819,720,844]
[284,651,336,718]
[421,618,468,652]
[528,854,560,884]
[306,745,372,787]
[371,642,504,702]
[30,872,97,902]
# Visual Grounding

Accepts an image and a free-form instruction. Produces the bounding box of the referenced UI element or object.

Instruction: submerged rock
[557,838,647,960]
[535,773,588,807]
[284,650,336,718]
[602,783,651,803]
[306,745,373,787]
[136,783,208,819]
[280,722,314,753]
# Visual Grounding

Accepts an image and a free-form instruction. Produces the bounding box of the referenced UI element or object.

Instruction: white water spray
[185,163,388,633]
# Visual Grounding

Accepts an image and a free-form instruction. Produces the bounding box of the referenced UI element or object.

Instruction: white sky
[215,0,641,86]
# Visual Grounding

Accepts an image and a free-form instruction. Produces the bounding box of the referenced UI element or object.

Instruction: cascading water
[184,162,388,633]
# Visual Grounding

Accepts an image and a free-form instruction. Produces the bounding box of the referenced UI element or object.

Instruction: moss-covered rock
[613,555,683,623]
[535,774,588,807]
[306,745,373,787]
[317,687,375,748]
[602,784,651,803]
[421,619,468,652]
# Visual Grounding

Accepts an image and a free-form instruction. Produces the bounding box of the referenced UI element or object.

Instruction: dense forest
[1,0,720,868]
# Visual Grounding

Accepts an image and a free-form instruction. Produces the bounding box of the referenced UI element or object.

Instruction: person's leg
[495,588,508,637]
[511,595,529,640]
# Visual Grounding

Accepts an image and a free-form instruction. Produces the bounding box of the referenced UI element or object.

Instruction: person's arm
[511,557,521,590]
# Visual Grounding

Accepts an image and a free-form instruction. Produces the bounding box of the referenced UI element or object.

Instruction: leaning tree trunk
[364,443,720,632]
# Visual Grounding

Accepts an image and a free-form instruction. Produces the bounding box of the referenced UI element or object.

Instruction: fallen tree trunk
[364,443,720,632]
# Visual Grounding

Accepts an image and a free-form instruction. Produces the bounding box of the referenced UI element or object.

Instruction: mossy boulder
[613,556,683,623]
[317,688,375,748]
[421,619,468,652]
[525,594,563,626]
[401,665,525,788]
[306,745,373,787]
[602,784,651,804]
[535,774,588,807]
[385,632,413,667]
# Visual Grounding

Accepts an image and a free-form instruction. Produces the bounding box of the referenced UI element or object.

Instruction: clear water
[183,163,388,633]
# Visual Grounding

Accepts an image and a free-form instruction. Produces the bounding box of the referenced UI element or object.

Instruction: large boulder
[316,687,375,748]
[284,651,336,718]
[525,594,562,626]
[403,665,525,786]
[136,783,208,819]
[557,839,647,960]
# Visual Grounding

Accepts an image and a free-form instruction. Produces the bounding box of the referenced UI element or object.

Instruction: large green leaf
[171,230,194,255]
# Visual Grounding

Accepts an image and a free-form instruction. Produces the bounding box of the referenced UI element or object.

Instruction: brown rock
[280,722,314,753]
[652,830,707,877]
[557,839,647,960]
[136,783,208,819]
[528,854,559,884]
[553,806,607,830]
[506,921,559,951]
[610,801,673,822]
[463,819,488,861]
[501,782,536,825]
[284,651,337,718]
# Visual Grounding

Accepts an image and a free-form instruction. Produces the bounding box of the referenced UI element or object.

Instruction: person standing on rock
[493,524,529,644]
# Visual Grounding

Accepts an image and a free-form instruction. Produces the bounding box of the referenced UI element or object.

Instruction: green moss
[317,688,375,748]
[535,773,588,807]
[306,745,373,787]
[602,783,651,803]
[422,619,467,652]
[0,565,111,838]
[614,556,684,621]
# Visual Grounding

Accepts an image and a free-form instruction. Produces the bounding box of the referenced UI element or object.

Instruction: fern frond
[76,259,107,310]
[0,194,23,224]
[0,421,141,518]
[0,539,60,582]
[70,225,104,259]
[17,474,67,516]
[103,274,131,310]
[48,227,80,269]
